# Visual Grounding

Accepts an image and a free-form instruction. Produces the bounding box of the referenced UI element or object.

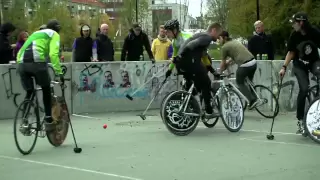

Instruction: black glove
[150,59,155,64]
[59,74,65,85]
[165,70,172,78]
[213,71,221,79]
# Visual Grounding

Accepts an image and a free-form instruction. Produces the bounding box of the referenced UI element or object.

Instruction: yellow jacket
[151,38,171,61]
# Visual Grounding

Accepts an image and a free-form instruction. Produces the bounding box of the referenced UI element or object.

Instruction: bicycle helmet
[46,19,61,33]
[164,19,180,31]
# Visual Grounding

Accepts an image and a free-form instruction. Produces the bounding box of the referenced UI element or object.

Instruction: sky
[165,0,203,17]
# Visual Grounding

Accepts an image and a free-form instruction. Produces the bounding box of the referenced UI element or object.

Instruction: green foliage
[225,0,320,54]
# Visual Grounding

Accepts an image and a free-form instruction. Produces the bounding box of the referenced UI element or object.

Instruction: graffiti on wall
[72,62,177,102]
[1,67,23,107]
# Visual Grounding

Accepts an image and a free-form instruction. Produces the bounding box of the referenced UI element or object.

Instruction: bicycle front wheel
[14,100,39,155]
[304,97,320,144]
[219,88,244,132]
[254,85,279,118]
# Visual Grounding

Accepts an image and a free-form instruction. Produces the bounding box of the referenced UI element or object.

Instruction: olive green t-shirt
[221,40,254,65]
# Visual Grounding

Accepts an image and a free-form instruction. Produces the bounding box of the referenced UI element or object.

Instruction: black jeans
[179,60,213,114]
[236,63,257,103]
[294,61,320,120]
[18,63,52,117]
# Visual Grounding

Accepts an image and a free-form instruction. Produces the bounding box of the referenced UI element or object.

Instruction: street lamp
[135,0,138,22]
[256,0,260,20]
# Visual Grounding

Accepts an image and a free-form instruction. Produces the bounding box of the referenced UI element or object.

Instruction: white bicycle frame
[215,76,262,104]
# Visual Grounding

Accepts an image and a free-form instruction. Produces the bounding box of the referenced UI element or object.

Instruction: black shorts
[18,63,51,91]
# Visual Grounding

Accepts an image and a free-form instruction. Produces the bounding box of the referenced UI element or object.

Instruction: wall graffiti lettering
[1,67,22,107]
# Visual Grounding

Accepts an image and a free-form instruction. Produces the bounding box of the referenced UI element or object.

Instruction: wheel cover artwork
[47,96,69,146]
[306,100,320,139]
[163,93,198,131]
[221,92,243,130]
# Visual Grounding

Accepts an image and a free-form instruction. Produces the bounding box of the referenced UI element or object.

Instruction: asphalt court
[0,110,319,180]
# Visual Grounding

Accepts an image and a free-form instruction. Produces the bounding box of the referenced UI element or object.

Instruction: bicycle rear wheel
[47,96,70,147]
[254,85,279,118]
[14,100,39,155]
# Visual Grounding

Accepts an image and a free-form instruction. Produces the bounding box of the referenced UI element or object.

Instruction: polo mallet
[266,78,283,140]
[60,77,82,153]
[125,65,168,101]
[139,77,168,120]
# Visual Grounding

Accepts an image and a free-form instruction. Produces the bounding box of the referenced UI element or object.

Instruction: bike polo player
[218,30,259,109]
[164,19,217,76]
[279,12,320,135]
[165,22,223,118]
[16,19,65,131]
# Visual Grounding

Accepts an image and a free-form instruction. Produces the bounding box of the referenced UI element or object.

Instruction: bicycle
[160,73,244,136]
[303,75,320,144]
[216,74,279,119]
[13,75,71,155]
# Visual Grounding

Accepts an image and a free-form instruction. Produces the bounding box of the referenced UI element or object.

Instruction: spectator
[0,22,16,64]
[72,24,97,62]
[13,31,28,60]
[151,25,171,61]
[248,20,274,60]
[168,44,173,59]
[121,23,154,62]
[96,23,114,61]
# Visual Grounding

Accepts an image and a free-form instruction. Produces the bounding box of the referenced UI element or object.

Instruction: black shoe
[44,117,55,132]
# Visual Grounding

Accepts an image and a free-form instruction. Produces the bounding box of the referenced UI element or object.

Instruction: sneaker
[249,99,259,110]
[44,117,55,132]
[296,120,307,136]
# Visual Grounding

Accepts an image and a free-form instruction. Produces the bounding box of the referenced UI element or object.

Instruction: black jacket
[72,24,94,62]
[0,22,15,64]
[248,32,274,60]
[121,29,153,61]
[96,34,114,61]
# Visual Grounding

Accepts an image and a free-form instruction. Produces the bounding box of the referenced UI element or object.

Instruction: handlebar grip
[64,78,71,81]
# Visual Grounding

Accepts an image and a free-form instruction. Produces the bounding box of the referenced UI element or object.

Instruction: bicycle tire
[219,88,244,132]
[160,91,174,120]
[47,96,70,147]
[161,90,200,136]
[304,97,320,144]
[254,85,279,118]
[13,100,39,155]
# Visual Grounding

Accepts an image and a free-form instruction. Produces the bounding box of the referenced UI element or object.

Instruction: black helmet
[39,24,46,30]
[46,19,61,33]
[164,19,180,31]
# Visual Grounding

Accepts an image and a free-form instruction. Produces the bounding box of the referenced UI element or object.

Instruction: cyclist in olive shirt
[218,31,259,109]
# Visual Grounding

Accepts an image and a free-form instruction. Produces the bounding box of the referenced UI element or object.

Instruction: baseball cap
[82,25,90,31]
[132,23,142,31]
[289,12,308,23]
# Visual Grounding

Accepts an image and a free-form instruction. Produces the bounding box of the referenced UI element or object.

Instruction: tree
[118,0,149,35]
[28,0,78,48]
[204,0,228,29]
[226,0,320,54]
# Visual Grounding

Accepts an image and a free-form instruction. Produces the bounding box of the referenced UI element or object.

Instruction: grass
[62,49,283,62]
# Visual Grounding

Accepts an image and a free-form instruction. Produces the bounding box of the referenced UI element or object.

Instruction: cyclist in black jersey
[279,12,320,135]
[166,23,222,117]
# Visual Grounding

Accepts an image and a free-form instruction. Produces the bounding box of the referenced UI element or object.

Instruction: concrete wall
[0,60,314,120]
